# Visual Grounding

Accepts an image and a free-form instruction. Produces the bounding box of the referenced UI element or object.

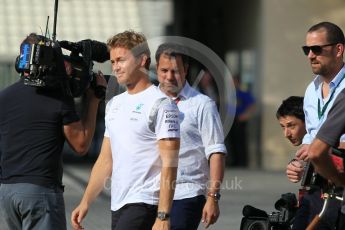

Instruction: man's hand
[152,219,170,230]
[71,202,89,230]
[88,70,107,100]
[201,198,220,228]
[286,159,304,183]
[295,144,310,161]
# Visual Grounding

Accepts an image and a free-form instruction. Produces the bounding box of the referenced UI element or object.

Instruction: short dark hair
[276,96,305,122]
[308,21,345,44]
[155,43,189,67]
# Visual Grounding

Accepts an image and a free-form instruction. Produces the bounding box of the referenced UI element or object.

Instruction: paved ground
[63,163,300,230]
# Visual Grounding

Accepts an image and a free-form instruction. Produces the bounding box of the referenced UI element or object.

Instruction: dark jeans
[111,203,157,230]
[0,183,66,230]
[225,120,248,167]
[292,188,341,230]
[337,212,345,230]
[170,195,206,230]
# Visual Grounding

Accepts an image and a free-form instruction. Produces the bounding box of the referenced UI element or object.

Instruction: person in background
[155,43,227,229]
[277,96,341,229]
[225,75,255,167]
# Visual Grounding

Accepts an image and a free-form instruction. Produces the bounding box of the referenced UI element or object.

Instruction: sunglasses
[302,43,337,56]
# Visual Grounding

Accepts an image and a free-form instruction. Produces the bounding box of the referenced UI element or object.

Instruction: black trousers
[111,203,157,230]
[225,119,248,167]
[337,212,345,230]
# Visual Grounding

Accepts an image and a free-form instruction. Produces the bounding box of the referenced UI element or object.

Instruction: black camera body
[16,39,65,88]
[240,193,297,230]
[300,161,325,188]
[301,147,345,190]
[15,37,109,98]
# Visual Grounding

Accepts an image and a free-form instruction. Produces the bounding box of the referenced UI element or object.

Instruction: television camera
[15,0,110,98]
[240,192,297,230]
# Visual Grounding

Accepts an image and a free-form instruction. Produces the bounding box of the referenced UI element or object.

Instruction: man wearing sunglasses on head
[287,21,345,229]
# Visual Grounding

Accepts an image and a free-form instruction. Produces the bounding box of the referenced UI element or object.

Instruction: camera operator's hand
[88,70,107,100]
[202,197,220,228]
[296,144,310,161]
[286,159,304,183]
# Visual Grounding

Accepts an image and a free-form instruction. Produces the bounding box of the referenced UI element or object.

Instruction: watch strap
[207,192,221,201]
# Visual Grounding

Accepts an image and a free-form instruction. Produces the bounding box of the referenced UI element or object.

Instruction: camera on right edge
[240,192,297,230]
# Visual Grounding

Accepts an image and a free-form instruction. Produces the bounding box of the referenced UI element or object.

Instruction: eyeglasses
[302,43,337,56]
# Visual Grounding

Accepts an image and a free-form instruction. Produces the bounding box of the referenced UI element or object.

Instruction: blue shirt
[235,89,255,116]
[303,64,345,144]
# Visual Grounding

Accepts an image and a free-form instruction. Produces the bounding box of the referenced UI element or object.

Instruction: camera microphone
[87,40,109,63]
[242,205,268,218]
[59,39,110,63]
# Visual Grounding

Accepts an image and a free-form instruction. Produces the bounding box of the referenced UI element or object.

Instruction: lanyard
[318,74,345,119]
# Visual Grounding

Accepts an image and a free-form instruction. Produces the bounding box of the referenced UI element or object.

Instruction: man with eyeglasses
[287,21,345,229]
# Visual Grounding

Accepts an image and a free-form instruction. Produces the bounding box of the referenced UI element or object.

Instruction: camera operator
[0,33,107,230]
[308,87,345,229]
[277,96,341,229]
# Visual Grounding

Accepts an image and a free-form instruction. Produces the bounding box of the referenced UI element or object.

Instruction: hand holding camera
[286,158,304,183]
[89,71,107,100]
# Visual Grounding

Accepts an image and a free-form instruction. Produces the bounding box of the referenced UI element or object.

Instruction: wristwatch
[208,192,221,201]
[157,211,170,221]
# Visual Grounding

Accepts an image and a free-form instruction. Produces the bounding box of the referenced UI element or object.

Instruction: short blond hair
[107,30,151,69]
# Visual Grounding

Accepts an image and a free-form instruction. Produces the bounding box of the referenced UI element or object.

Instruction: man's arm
[308,89,345,186]
[152,138,180,230]
[302,84,319,145]
[71,137,113,230]
[295,144,310,161]
[202,152,225,228]
[64,74,107,155]
[308,138,345,186]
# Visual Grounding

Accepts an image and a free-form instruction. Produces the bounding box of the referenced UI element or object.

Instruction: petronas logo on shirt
[136,103,144,111]
[132,103,144,114]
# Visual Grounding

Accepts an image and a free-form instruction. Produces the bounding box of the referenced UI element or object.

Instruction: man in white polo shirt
[71,31,180,230]
[155,43,227,229]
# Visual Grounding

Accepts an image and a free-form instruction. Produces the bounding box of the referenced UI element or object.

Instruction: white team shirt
[104,85,180,211]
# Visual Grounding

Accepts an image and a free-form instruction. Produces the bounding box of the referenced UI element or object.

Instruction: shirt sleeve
[199,100,227,159]
[155,98,180,140]
[316,90,345,147]
[302,84,318,144]
[104,99,113,138]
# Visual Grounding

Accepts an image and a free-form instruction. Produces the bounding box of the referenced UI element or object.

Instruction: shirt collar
[159,81,191,101]
[313,63,345,89]
[177,81,192,100]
